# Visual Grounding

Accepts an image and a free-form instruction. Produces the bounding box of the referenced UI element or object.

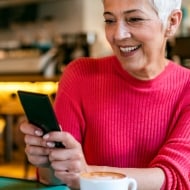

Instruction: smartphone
[17,90,64,147]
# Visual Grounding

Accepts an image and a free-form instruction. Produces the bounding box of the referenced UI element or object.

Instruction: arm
[149,106,190,190]
[50,59,190,189]
[38,164,165,190]
[44,131,165,190]
[104,167,165,190]
[20,98,190,190]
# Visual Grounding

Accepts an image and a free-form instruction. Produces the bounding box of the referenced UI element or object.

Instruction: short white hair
[102,0,182,27]
[150,0,182,26]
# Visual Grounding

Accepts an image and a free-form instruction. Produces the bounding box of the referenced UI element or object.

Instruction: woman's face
[103,0,168,79]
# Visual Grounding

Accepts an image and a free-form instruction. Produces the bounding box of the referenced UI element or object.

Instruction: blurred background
[0,0,190,180]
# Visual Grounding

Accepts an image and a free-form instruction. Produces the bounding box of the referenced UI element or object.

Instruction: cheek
[135,29,155,41]
[134,31,162,51]
[139,25,163,41]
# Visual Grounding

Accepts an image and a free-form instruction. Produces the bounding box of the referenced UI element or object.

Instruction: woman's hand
[20,121,89,188]
[43,131,89,189]
[20,121,51,168]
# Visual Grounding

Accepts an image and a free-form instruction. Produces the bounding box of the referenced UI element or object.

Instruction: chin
[121,58,145,72]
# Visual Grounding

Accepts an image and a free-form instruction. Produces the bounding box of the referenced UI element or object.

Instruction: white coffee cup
[80,171,137,190]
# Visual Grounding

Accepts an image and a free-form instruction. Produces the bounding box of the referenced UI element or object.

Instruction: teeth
[120,46,139,53]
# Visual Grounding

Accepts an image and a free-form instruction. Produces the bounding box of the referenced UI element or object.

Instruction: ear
[165,9,182,38]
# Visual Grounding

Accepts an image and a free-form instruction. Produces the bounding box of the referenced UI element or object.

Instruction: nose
[114,21,131,40]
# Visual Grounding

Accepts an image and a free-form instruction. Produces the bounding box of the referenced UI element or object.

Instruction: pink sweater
[54,56,190,189]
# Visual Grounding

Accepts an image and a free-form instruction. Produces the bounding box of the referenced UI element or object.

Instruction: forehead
[103,0,155,14]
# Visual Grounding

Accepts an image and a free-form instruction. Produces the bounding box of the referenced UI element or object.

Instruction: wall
[38,0,111,56]
[0,0,112,57]
[81,0,111,56]
[38,0,83,33]
[180,0,190,36]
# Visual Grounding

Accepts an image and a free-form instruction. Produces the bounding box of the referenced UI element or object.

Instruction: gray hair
[149,0,182,26]
[102,0,182,27]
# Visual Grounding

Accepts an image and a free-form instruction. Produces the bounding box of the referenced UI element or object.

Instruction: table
[0,177,70,190]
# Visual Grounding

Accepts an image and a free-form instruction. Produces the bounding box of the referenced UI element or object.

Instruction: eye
[127,17,144,23]
[104,19,116,24]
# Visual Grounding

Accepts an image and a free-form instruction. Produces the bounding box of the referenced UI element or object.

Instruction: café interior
[0,0,190,184]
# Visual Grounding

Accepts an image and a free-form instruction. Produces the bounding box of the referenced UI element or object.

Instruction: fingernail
[43,134,49,139]
[47,142,55,148]
[35,130,43,136]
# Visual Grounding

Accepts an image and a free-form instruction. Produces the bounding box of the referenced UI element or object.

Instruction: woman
[20,0,190,189]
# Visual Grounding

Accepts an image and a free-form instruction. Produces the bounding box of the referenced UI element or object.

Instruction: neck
[127,59,169,80]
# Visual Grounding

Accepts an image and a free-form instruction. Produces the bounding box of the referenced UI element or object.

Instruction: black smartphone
[17,90,64,147]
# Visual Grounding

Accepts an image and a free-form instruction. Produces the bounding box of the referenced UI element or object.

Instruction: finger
[27,154,50,167]
[25,145,50,167]
[49,148,83,161]
[25,144,50,156]
[25,134,46,147]
[20,121,43,136]
[51,160,82,173]
[43,132,80,149]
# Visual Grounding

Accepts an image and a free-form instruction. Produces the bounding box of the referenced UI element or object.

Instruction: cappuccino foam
[81,172,125,180]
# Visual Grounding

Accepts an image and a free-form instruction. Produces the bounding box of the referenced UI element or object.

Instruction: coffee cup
[80,171,137,190]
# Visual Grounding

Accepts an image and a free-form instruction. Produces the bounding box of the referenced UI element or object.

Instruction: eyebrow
[103,9,144,16]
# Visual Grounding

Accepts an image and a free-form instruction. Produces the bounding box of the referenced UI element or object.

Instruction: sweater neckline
[112,56,174,88]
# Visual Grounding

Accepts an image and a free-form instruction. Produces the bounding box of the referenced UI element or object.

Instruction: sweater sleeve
[150,90,190,189]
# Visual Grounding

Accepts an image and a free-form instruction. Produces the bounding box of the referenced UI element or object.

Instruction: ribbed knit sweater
[54,56,190,189]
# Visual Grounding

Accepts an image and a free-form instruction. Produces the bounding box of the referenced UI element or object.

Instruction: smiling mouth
[120,45,141,53]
